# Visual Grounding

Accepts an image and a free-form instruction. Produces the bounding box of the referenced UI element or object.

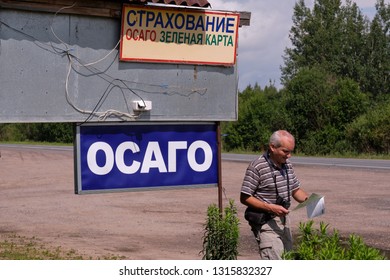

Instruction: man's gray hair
[269,130,295,148]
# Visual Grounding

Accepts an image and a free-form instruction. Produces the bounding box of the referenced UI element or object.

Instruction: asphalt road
[222,153,390,170]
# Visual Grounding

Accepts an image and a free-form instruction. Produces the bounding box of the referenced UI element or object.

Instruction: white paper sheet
[293,193,325,218]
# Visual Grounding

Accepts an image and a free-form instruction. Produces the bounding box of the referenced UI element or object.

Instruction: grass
[0,140,73,147]
[0,233,122,260]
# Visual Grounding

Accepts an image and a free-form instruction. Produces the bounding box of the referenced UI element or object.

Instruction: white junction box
[132,100,152,111]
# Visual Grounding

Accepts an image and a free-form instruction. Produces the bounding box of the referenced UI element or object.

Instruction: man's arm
[292,188,308,203]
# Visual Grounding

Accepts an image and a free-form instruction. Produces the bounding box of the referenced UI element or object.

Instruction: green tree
[280,0,390,101]
[0,123,73,143]
[222,84,290,152]
[283,67,368,154]
[282,0,369,85]
[283,67,335,145]
[279,0,388,154]
[363,0,390,100]
[346,100,390,153]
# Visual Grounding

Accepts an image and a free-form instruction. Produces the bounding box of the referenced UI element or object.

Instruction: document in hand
[293,193,325,218]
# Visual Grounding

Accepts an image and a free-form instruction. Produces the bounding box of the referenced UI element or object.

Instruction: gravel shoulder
[0,146,389,259]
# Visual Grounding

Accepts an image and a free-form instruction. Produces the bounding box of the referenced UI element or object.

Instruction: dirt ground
[0,146,389,259]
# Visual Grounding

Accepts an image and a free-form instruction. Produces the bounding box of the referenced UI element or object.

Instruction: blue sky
[210,0,379,91]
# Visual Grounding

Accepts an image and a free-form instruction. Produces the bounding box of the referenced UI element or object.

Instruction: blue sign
[75,123,218,194]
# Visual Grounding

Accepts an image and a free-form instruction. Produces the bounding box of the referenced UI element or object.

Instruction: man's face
[269,136,295,166]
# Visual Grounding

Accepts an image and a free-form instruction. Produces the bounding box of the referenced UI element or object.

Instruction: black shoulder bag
[244,207,273,226]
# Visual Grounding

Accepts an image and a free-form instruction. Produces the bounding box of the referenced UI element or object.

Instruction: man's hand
[269,204,289,217]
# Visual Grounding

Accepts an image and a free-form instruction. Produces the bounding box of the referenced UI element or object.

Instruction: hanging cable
[1,8,209,122]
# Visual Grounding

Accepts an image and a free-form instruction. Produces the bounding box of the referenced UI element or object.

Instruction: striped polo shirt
[241,153,300,204]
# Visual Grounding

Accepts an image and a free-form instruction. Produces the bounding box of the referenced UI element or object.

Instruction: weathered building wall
[0,1,241,123]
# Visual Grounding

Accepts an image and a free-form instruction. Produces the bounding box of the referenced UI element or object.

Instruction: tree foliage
[282,0,348,82]
[363,0,390,98]
[283,67,369,154]
[222,84,291,152]
[346,100,390,153]
[223,0,388,155]
[281,0,389,97]
[0,123,73,143]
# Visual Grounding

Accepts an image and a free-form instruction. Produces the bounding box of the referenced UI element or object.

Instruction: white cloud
[210,0,378,91]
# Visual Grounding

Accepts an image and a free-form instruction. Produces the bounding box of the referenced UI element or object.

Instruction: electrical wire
[1,8,209,122]
[1,17,208,99]
[64,51,141,121]
[50,2,76,49]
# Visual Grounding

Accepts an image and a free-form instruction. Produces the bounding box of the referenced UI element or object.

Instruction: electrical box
[132,100,152,111]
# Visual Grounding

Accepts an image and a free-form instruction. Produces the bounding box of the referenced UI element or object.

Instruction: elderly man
[240,130,309,259]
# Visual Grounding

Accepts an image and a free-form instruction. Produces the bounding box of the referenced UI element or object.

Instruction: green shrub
[346,101,390,154]
[0,124,27,142]
[0,123,73,143]
[283,221,386,260]
[200,199,240,260]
